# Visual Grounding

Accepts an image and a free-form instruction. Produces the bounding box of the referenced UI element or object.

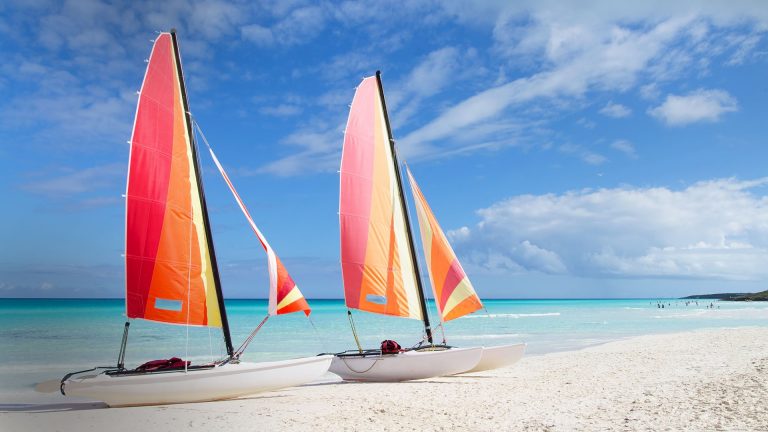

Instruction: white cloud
[259,104,302,117]
[559,143,607,165]
[241,5,326,47]
[187,1,244,39]
[2,0,764,179]
[389,46,468,127]
[21,163,125,196]
[589,242,768,280]
[401,47,464,98]
[256,128,341,176]
[726,33,762,65]
[241,24,274,46]
[0,0,253,155]
[611,139,637,158]
[639,83,661,100]
[648,88,738,125]
[400,15,694,156]
[455,177,768,280]
[518,240,568,274]
[576,117,596,129]
[257,44,484,175]
[317,51,381,83]
[582,152,607,165]
[599,101,632,118]
[385,3,764,162]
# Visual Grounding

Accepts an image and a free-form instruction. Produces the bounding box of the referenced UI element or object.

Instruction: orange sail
[124,33,222,327]
[339,76,423,320]
[407,168,483,322]
[200,130,310,316]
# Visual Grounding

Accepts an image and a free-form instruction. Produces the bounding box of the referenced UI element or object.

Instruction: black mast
[375,71,434,344]
[170,29,234,358]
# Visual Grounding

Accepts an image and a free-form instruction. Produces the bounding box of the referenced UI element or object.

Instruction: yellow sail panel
[125,33,221,327]
[407,168,483,322]
[339,76,422,320]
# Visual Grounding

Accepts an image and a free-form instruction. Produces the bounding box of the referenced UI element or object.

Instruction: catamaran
[405,168,526,373]
[328,72,524,381]
[41,31,331,407]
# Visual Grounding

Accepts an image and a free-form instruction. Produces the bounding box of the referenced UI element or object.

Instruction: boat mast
[170,29,234,358]
[375,71,434,344]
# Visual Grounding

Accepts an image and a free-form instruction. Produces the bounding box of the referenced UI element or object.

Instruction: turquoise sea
[1,298,767,403]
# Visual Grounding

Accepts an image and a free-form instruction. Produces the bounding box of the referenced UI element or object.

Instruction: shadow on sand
[0,402,108,413]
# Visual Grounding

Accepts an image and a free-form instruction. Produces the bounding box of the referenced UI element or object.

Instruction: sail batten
[125,32,224,330]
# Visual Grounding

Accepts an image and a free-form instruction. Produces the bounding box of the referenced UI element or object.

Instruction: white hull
[329,347,482,382]
[63,355,332,407]
[463,343,526,373]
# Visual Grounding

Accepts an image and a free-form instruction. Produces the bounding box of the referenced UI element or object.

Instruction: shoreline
[2,326,767,431]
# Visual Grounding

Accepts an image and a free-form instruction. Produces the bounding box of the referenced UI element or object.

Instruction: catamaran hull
[62,355,332,407]
[463,343,526,373]
[329,347,481,382]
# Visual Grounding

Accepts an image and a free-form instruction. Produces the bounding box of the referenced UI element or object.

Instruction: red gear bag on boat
[135,357,190,372]
[380,340,403,354]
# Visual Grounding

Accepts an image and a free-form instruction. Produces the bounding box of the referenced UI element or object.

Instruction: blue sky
[1,1,767,299]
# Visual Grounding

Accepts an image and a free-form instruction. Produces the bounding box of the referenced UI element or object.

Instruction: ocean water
[1,298,767,403]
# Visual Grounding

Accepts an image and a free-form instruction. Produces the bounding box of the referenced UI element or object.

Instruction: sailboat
[328,72,499,382]
[405,168,526,373]
[49,31,332,407]
[330,72,526,380]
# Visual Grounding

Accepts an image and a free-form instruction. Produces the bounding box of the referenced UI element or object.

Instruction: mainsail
[124,32,225,330]
[339,75,423,320]
[407,168,483,321]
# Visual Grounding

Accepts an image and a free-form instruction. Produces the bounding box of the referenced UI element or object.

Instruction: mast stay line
[374,71,434,344]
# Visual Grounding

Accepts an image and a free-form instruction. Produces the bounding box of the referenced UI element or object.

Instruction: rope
[410,333,430,350]
[437,321,447,345]
[233,315,270,359]
[347,310,363,353]
[340,355,379,374]
[307,316,329,353]
[60,367,118,395]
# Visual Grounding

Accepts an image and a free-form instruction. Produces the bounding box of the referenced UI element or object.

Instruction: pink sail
[339,76,422,320]
[124,33,221,327]
[407,168,483,322]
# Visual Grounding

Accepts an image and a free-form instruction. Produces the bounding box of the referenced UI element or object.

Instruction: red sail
[124,33,221,327]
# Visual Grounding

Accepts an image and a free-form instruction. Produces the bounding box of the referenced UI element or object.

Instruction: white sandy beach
[2,327,766,431]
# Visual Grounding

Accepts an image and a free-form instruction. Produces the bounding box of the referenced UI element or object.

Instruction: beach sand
[2,327,766,431]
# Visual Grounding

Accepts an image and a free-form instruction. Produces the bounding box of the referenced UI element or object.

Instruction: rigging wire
[396,158,437,344]
[307,316,329,354]
[233,315,270,359]
[437,321,447,345]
